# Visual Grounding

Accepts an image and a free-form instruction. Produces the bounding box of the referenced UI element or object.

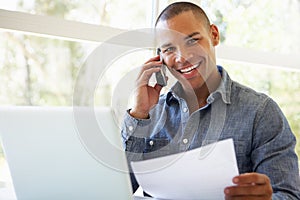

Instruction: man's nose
[175,48,191,63]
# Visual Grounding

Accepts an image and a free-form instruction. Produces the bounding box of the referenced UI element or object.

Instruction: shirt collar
[166,65,232,105]
[209,66,231,104]
[166,82,182,106]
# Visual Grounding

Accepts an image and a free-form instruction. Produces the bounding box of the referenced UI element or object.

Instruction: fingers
[225,183,269,196]
[153,83,163,93]
[138,55,161,76]
[225,195,268,200]
[136,56,163,87]
[224,173,273,200]
[136,66,161,87]
[232,173,270,185]
[144,55,160,64]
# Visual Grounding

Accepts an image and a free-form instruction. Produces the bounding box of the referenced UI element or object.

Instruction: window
[1,0,153,29]
[0,31,95,105]
[0,0,155,192]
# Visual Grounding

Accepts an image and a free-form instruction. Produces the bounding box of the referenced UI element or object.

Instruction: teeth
[180,64,199,73]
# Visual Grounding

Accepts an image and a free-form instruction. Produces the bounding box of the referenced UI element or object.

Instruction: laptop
[0,106,150,200]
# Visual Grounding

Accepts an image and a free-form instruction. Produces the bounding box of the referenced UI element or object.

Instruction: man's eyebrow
[184,32,201,40]
[160,42,173,49]
[160,32,201,49]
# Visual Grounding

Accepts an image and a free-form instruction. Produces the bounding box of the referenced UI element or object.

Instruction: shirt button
[128,126,133,131]
[149,140,154,146]
[182,138,188,144]
[183,107,188,113]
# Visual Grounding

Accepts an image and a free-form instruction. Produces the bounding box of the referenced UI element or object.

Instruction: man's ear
[210,24,220,46]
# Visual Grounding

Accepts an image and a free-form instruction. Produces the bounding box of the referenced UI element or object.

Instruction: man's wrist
[129,109,149,119]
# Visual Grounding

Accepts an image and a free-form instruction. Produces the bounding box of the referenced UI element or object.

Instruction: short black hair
[155,2,211,29]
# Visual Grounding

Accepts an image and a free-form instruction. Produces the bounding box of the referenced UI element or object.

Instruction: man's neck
[182,69,222,113]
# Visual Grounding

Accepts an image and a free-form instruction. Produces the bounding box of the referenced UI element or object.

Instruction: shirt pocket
[143,138,171,160]
[125,136,172,161]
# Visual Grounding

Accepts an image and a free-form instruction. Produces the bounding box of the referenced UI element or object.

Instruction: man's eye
[187,38,199,45]
[163,47,176,53]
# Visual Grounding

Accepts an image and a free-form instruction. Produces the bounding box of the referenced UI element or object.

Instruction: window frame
[0,6,299,71]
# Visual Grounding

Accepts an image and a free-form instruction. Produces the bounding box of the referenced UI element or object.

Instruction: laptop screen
[0,106,133,200]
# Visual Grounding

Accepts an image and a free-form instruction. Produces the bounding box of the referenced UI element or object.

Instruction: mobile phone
[155,49,167,86]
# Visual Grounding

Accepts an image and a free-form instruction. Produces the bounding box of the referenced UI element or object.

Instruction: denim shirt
[122,66,300,199]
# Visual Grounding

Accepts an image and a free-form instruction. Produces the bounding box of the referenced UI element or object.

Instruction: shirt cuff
[122,109,152,139]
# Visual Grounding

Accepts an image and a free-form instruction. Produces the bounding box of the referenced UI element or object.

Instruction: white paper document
[131,138,239,200]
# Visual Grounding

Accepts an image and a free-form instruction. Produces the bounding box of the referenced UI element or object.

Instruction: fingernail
[233,177,239,183]
[225,188,230,194]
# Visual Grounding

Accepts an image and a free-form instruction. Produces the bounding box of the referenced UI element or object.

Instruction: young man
[122,2,300,199]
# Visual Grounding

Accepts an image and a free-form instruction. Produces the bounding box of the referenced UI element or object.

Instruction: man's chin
[179,77,206,91]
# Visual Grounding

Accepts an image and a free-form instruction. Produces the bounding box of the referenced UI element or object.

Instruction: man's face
[156,11,219,90]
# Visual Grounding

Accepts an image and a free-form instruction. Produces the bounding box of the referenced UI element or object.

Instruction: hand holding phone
[155,50,167,86]
[129,51,167,119]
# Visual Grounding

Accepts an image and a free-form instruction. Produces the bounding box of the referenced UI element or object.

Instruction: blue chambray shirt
[122,66,300,199]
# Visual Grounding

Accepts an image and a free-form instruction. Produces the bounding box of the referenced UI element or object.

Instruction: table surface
[0,180,155,200]
[0,185,157,200]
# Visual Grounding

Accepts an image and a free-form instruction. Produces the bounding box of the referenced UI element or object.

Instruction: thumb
[154,84,163,93]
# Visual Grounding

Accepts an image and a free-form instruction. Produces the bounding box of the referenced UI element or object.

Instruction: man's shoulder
[230,80,270,104]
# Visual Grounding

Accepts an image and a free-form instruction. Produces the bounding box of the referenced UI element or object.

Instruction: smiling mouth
[178,62,201,73]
